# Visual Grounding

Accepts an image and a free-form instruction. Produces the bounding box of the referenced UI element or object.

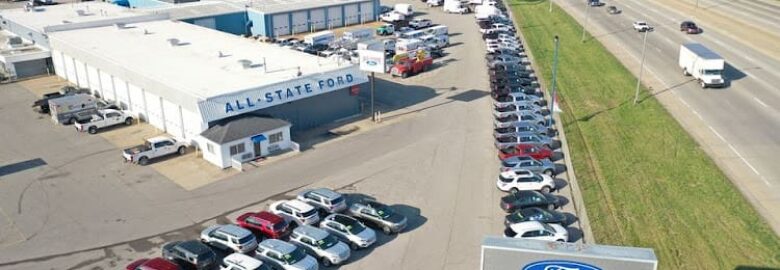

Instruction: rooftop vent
[238,59,252,69]
[143,29,150,35]
[62,20,72,24]
[76,9,87,16]
[167,38,180,47]
[115,23,127,29]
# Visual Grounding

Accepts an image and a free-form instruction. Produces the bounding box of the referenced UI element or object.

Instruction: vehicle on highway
[496,169,555,193]
[499,190,560,212]
[320,214,377,250]
[498,144,554,161]
[607,5,621,14]
[679,43,726,88]
[126,257,180,270]
[289,225,351,267]
[500,156,556,176]
[504,207,568,227]
[200,224,258,253]
[236,211,291,239]
[504,221,568,242]
[297,188,347,214]
[633,21,653,32]
[123,136,187,165]
[409,19,433,29]
[220,253,270,270]
[347,200,408,234]
[376,23,395,35]
[255,239,319,270]
[74,109,133,134]
[161,240,217,270]
[494,134,553,149]
[680,21,702,34]
[270,200,320,226]
[494,123,554,138]
[587,0,604,7]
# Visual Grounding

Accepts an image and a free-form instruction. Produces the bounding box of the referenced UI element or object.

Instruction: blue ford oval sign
[366,60,378,66]
[522,260,602,270]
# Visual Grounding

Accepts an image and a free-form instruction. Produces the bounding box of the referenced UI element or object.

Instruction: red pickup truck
[390,55,433,78]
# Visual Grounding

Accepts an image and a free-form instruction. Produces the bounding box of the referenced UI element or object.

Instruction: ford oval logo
[522,260,602,270]
[365,60,378,66]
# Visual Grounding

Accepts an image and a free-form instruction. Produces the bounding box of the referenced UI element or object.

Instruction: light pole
[634,29,650,105]
[580,2,591,42]
[548,36,560,126]
[549,0,553,12]
[370,72,376,121]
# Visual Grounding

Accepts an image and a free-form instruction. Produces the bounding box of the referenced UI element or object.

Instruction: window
[229,143,245,156]
[206,143,214,154]
[269,132,284,143]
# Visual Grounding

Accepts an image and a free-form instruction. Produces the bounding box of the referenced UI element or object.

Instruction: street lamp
[581,1,592,42]
[633,29,650,105]
[548,35,561,126]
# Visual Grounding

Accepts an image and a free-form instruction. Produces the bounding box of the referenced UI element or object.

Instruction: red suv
[499,144,553,161]
[680,21,702,34]
[126,257,180,270]
[236,211,290,239]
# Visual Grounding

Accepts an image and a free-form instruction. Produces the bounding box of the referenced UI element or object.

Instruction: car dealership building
[0,2,368,168]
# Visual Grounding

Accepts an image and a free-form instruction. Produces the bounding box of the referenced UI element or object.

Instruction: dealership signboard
[481,237,657,270]
[358,49,386,73]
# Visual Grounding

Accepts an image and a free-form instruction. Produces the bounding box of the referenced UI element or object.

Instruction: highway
[557,0,780,235]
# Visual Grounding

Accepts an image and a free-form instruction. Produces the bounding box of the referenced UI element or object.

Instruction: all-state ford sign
[358,49,386,73]
[197,66,368,123]
[481,237,657,270]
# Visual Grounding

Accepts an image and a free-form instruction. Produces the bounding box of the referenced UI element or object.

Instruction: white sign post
[358,50,386,122]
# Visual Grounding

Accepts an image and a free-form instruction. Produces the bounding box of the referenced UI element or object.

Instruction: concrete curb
[504,1,595,244]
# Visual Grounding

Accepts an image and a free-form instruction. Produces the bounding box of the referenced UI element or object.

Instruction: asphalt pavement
[0,1,584,269]
[556,0,780,235]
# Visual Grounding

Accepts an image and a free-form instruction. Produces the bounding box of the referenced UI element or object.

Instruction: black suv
[161,240,217,270]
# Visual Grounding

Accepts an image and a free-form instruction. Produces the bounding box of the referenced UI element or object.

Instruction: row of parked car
[476,0,576,244]
[127,188,408,270]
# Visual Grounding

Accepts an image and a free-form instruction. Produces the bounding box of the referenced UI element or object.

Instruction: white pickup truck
[380,12,405,23]
[632,21,653,32]
[74,109,134,134]
[123,136,187,165]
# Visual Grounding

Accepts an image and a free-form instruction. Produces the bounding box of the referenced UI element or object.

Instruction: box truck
[304,31,335,45]
[678,43,726,88]
[444,0,469,14]
[394,3,413,16]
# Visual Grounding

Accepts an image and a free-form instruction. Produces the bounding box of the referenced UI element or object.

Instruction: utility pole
[634,30,649,105]
[581,1,591,42]
[548,36,560,127]
[370,72,376,122]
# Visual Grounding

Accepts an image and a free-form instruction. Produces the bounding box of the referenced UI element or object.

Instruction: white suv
[255,239,318,270]
[270,200,320,226]
[504,221,568,242]
[220,253,267,270]
[496,169,555,193]
[200,224,258,253]
[296,188,347,214]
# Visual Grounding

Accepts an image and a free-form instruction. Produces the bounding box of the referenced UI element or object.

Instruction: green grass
[509,0,780,268]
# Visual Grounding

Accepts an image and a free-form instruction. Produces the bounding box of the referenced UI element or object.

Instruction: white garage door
[113,77,130,109]
[63,55,77,84]
[193,17,217,30]
[74,59,88,88]
[99,70,115,101]
[360,2,375,22]
[144,91,166,131]
[272,14,290,37]
[291,11,308,34]
[162,99,184,139]
[344,4,359,25]
[87,66,101,95]
[327,6,343,28]
[182,108,203,140]
[52,50,65,78]
[128,84,146,120]
[310,9,326,31]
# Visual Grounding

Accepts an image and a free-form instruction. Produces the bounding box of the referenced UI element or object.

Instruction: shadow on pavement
[566,226,583,243]
[550,151,564,162]
[553,178,568,191]
[563,212,579,227]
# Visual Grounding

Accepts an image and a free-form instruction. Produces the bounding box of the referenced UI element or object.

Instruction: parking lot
[0,0,587,269]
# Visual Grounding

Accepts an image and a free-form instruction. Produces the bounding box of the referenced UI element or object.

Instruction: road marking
[691,109,704,120]
[708,125,727,142]
[707,125,772,186]
[753,97,769,108]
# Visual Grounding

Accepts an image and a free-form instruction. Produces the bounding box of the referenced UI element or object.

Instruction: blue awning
[251,134,267,143]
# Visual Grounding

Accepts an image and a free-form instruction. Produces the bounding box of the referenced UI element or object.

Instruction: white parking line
[753,97,770,108]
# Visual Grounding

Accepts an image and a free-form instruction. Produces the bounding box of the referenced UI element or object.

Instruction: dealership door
[251,134,267,157]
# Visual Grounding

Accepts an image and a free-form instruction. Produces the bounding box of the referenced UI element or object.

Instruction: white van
[304,31,335,45]
[425,25,449,36]
[343,28,374,42]
[421,34,449,49]
[395,38,423,53]
[394,3,413,16]
[400,29,428,39]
